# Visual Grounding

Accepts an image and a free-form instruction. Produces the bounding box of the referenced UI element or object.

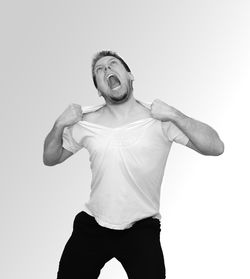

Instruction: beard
[99,80,133,105]
[109,91,129,103]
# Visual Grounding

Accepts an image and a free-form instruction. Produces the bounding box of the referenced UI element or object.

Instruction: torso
[82,101,152,128]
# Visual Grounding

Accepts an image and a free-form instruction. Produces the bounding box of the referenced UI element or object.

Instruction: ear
[128,72,134,81]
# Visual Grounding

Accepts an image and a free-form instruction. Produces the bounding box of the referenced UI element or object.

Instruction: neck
[104,95,139,120]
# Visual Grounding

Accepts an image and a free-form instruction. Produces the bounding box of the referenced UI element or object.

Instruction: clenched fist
[150,99,178,121]
[56,103,83,128]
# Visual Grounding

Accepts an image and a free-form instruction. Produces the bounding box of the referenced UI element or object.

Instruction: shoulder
[160,121,171,138]
[82,111,101,122]
[135,100,152,118]
[81,104,105,122]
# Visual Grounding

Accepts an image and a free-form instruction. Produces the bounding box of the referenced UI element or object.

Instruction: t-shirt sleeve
[62,125,83,154]
[166,121,189,146]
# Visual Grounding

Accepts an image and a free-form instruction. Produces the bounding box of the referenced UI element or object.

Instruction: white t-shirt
[62,100,189,230]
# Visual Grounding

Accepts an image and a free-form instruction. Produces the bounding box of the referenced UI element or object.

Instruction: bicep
[161,121,202,154]
[186,140,203,154]
[161,120,189,146]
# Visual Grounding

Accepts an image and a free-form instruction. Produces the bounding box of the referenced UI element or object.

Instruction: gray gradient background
[1,1,249,278]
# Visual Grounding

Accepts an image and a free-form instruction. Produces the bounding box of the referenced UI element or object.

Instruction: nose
[104,65,111,72]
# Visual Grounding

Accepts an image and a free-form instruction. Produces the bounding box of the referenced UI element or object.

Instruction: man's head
[91,50,134,104]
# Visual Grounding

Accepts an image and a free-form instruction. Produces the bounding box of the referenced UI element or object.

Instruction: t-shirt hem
[62,143,77,153]
[94,216,134,230]
[82,204,161,230]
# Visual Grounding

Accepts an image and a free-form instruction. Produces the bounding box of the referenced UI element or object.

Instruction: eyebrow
[94,58,117,70]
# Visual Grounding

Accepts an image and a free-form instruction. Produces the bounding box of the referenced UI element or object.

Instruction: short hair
[91,50,131,89]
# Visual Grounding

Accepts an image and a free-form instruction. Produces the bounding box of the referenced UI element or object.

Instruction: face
[93,56,134,104]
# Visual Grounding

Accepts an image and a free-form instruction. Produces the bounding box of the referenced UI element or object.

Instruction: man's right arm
[43,103,83,166]
[43,122,73,166]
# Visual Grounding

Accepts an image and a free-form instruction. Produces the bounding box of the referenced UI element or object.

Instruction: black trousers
[57,211,166,279]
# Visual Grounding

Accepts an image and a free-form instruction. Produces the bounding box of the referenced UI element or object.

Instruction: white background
[1,1,249,278]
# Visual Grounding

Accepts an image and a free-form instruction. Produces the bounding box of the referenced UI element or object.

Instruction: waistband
[73,211,160,233]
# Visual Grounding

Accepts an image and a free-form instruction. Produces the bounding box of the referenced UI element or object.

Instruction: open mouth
[107,74,121,90]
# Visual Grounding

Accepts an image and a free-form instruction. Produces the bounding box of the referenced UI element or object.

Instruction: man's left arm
[150,99,224,156]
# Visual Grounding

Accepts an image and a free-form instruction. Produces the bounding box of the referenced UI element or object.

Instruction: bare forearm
[172,109,224,155]
[43,121,65,165]
[43,103,84,165]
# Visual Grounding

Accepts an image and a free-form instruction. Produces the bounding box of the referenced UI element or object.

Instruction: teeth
[106,74,115,79]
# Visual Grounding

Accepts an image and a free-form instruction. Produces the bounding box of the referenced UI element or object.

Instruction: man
[43,50,224,279]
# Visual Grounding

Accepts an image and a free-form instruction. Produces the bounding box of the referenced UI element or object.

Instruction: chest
[94,114,151,128]
[80,119,165,153]
[83,104,151,127]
